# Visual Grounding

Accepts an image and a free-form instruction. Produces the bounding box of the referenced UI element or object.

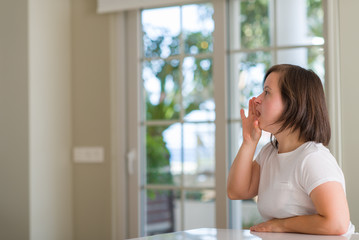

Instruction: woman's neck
[275,129,306,154]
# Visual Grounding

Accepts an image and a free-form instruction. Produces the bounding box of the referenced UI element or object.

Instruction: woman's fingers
[249,97,256,116]
[248,98,253,116]
[241,97,260,126]
[241,98,257,122]
[240,98,262,142]
[254,120,262,133]
[240,108,246,120]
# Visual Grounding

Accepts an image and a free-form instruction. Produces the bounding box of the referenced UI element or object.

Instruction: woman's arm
[227,97,262,200]
[227,145,260,200]
[250,181,350,235]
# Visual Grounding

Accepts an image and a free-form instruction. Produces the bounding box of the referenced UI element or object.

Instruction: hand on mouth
[255,110,261,118]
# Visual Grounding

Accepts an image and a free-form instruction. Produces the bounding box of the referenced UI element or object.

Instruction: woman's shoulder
[295,142,344,194]
[301,141,331,156]
[299,141,337,165]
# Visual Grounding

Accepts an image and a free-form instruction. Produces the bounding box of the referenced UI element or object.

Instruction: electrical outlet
[73,147,104,163]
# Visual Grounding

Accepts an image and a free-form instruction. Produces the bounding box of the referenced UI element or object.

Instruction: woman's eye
[264,90,269,95]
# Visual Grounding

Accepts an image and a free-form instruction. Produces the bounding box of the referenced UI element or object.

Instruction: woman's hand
[241,97,262,145]
[250,219,286,233]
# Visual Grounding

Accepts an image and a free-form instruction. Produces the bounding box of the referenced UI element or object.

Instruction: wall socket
[73,147,104,163]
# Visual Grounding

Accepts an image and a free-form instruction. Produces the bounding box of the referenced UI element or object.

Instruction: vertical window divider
[271,0,278,64]
[179,5,186,231]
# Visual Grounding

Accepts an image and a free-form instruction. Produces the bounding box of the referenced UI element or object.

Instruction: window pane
[143,59,181,121]
[230,0,270,50]
[277,47,324,81]
[146,126,179,185]
[146,189,180,235]
[276,0,324,46]
[183,4,214,54]
[183,57,214,121]
[228,122,270,164]
[242,199,262,229]
[183,123,215,188]
[184,190,215,229]
[228,122,242,163]
[228,52,271,120]
[307,0,324,43]
[308,46,325,82]
[277,48,309,66]
[142,7,180,58]
[240,0,271,49]
[162,123,182,186]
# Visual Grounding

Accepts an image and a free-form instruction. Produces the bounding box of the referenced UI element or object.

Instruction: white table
[128,228,357,240]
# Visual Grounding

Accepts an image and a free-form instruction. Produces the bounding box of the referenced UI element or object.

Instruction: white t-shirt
[255,141,355,235]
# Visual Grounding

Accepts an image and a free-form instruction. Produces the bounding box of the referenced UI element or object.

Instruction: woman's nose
[254,94,262,104]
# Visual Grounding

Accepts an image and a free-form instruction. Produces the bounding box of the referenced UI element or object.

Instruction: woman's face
[254,72,284,133]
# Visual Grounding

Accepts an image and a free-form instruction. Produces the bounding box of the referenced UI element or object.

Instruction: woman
[227,64,355,235]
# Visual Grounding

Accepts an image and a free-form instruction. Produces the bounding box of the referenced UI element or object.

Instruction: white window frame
[109,0,341,239]
[324,0,342,166]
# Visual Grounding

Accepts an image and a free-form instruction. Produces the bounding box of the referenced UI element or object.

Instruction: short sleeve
[299,150,345,195]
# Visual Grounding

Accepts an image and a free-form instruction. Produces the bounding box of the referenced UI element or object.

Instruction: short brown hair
[264,64,331,146]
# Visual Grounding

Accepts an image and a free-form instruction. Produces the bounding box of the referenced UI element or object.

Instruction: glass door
[140,3,216,236]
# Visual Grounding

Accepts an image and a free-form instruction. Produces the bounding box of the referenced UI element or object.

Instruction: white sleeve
[299,150,345,195]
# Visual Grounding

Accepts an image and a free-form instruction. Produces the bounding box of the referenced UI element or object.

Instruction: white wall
[339,0,359,229]
[29,0,73,239]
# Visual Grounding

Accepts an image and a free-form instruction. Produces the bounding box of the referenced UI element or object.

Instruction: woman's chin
[258,122,270,133]
[257,120,263,129]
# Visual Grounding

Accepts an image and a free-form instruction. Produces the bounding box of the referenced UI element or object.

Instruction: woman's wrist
[242,139,259,148]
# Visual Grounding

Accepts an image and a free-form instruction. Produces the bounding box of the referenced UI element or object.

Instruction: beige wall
[0,1,30,239]
[71,0,112,239]
[0,0,73,239]
[339,0,359,229]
